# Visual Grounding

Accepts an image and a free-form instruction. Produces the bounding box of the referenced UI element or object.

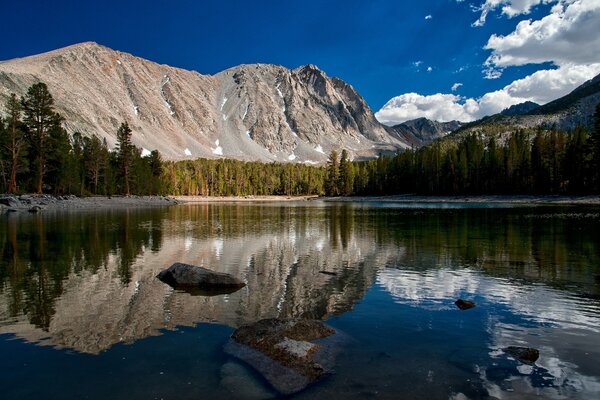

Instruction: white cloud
[375,93,479,125]
[375,63,600,124]
[472,0,555,27]
[484,0,600,75]
[425,14,433,20]
[451,82,463,91]
[413,60,423,67]
[427,66,433,72]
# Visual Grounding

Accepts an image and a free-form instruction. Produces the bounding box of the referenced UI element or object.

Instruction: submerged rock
[455,299,476,310]
[502,346,539,364]
[219,361,276,400]
[28,205,43,213]
[156,263,245,292]
[224,318,342,395]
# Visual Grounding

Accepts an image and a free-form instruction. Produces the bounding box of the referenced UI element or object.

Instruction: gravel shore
[3,193,599,214]
[0,194,179,213]
[322,194,600,205]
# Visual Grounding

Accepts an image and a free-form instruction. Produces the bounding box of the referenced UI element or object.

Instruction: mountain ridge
[389,117,463,147]
[445,71,600,141]
[0,41,408,162]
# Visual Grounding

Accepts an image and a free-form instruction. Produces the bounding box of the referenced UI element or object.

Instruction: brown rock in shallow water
[455,299,476,310]
[503,346,539,364]
[225,318,341,395]
[156,263,245,292]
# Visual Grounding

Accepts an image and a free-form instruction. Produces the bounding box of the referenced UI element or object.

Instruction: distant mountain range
[1,42,598,162]
[500,101,540,116]
[0,42,413,162]
[389,118,463,147]
[453,72,600,139]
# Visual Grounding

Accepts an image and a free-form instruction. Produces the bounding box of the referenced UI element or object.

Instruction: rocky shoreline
[0,194,178,214]
[3,193,600,214]
[322,194,600,205]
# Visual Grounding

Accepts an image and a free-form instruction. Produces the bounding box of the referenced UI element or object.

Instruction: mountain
[0,42,408,162]
[500,101,539,116]
[449,72,600,139]
[389,117,462,147]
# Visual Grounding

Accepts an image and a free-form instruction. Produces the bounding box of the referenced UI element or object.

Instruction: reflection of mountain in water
[0,204,599,356]
[0,205,397,354]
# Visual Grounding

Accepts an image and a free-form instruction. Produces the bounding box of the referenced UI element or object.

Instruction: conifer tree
[338,149,354,195]
[115,122,133,195]
[591,103,600,191]
[326,150,340,196]
[22,82,55,193]
[2,94,27,193]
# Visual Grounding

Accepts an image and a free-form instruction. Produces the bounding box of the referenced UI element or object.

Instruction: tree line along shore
[1,81,600,198]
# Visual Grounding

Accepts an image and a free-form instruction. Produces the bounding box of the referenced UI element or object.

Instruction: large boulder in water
[157,263,245,293]
[224,318,344,395]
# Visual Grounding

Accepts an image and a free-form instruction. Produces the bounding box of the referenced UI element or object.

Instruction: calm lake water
[1,202,599,399]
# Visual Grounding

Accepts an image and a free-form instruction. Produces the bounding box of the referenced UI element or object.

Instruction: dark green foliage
[325,150,340,196]
[163,158,326,196]
[22,82,55,193]
[590,103,600,191]
[115,122,133,195]
[348,122,599,196]
[1,94,28,193]
[2,81,599,197]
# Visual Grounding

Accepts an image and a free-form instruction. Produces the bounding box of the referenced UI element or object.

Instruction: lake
[1,202,599,399]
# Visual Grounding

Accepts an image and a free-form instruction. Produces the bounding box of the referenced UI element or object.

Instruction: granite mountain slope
[0,42,408,162]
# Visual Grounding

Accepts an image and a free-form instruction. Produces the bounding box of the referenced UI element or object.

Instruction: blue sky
[1,0,599,123]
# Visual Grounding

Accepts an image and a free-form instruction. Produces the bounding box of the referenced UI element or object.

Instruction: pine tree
[115,122,133,195]
[46,113,74,194]
[326,150,340,196]
[22,82,55,193]
[338,149,354,195]
[2,94,27,193]
[148,150,163,195]
[591,103,600,191]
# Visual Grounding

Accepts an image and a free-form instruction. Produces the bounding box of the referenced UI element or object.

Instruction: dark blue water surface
[1,202,599,399]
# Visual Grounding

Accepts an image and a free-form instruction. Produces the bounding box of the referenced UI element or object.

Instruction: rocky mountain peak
[0,42,408,162]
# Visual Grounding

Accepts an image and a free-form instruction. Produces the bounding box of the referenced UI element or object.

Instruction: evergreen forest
[1,82,600,197]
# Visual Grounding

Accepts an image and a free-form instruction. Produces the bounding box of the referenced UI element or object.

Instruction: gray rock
[219,361,276,400]
[502,346,539,364]
[28,205,43,213]
[455,299,476,310]
[0,196,19,207]
[225,318,344,395]
[156,262,245,292]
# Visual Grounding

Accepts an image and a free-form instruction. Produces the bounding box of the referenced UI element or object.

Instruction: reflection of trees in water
[361,208,600,295]
[0,209,167,330]
[0,204,598,341]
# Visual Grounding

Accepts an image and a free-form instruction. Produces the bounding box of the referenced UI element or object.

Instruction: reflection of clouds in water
[378,268,600,399]
[486,323,600,399]
[377,268,600,332]
[213,238,223,258]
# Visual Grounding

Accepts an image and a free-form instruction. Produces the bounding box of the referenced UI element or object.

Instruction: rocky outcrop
[157,263,245,293]
[224,319,340,395]
[0,42,409,162]
[390,117,462,147]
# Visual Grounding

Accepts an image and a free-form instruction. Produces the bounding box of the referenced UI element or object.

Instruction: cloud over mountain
[376,63,600,124]
[377,0,600,124]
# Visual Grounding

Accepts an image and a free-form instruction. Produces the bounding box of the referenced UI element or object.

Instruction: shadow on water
[0,202,599,399]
